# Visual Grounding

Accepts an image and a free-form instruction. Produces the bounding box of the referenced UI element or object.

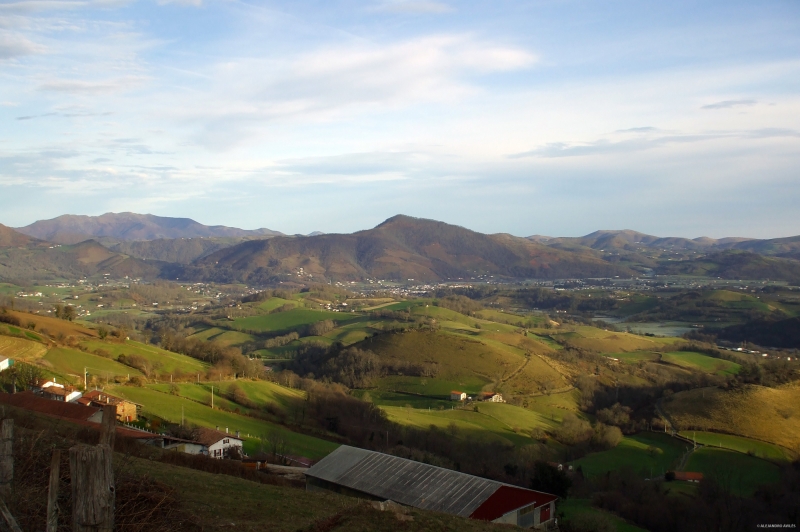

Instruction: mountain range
[2,213,800,284]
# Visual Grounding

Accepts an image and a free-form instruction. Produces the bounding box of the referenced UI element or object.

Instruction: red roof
[469,485,558,522]
[0,392,100,422]
[674,471,704,482]
[195,427,242,446]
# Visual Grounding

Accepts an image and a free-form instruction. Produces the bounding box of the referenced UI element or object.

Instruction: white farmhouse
[196,427,243,459]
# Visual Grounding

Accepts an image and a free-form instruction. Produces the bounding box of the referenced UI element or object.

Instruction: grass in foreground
[128,455,510,532]
[559,499,648,532]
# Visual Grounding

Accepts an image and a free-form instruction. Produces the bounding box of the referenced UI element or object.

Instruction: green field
[686,447,781,496]
[381,404,532,446]
[661,351,740,375]
[43,347,143,383]
[232,309,356,333]
[257,297,299,312]
[679,431,794,462]
[107,384,338,459]
[81,339,208,374]
[559,499,648,532]
[573,433,690,478]
[604,351,659,363]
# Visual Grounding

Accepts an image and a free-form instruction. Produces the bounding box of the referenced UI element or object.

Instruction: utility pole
[181,405,184,427]
[211,387,214,409]
[84,367,87,390]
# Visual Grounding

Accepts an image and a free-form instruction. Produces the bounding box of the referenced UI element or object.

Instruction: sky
[1,0,799,238]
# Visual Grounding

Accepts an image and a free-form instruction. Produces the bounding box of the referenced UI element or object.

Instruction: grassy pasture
[604,351,659,363]
[523,389,582,423]
[686,447,781,496]
[81,339,208,374]
[661,351,740,375]
[573,433,690,478]
[232,309,356,333]
[381,405,531,446]
[377,375,489,397]
[0,336,47,362]
[559,499,648,532]
[106,385,338,459]
[257,297,298,312]
[550,325,678,353]
[663,384,800,452]
[43,347,143,383]
[679,431,794,462]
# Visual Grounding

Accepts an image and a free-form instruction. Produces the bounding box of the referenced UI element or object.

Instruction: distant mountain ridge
[540,229,799,258]
[16,213,284,244]
[178,215,634,283]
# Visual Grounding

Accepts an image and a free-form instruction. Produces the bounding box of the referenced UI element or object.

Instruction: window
[223,439,229,444]
[519,504,535,516]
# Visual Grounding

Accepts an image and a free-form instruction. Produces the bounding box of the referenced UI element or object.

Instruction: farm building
[450,391,467,401]
[34,380,82,403]
[480,392,504,403]
[306,446,558,528]
[673,471,704,482]
[80,390,139,421]
[196,427,243,458]
[0,358,13,372]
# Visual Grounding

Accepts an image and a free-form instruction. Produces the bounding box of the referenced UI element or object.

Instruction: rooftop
[305,445,557,521]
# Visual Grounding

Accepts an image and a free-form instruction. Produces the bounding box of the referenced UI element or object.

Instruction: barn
[305,446,557,528]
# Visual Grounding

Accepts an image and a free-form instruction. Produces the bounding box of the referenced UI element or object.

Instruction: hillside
[17,212,282,243]
[180,215,633,282]
[0,224,40,248]
[0,239,162,282]
[662,384,800,453]
[655,250,800,283]
[109,237,256,264]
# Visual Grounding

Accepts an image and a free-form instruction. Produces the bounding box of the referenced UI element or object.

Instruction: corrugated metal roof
[306,446,505,517]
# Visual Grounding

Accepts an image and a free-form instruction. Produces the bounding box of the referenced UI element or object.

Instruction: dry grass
[0,336,47,362]
[7,310,98,340]
[663,383,800,455]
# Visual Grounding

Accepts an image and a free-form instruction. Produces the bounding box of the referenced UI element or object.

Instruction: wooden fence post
[70,444,114,532]
[0,419,12,497]
[46,449,60,532]
[100,404,116,449]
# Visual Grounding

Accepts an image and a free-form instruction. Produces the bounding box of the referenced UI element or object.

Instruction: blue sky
[1,0,799,238]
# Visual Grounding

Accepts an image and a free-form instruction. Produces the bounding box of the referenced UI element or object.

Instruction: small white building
[0,358,13,372]
[450,391,467,401]
[196,427,244,458]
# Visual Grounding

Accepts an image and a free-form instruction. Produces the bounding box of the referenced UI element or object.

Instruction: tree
[11,362,45,390]
[530,461,572,499]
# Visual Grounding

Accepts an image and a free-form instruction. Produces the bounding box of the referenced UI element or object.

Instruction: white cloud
[156,0,202,7]
[702,99,757,110]
[372,1,453,14]
[0,33,47,58]
[38,75,148,93]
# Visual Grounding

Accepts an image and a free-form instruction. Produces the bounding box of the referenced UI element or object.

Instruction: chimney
[215,426,219,430]
[225,427,228,434]
[235,431,240,438]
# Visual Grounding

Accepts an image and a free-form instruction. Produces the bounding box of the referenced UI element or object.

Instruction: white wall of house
[208,437,243,458]
[0,358,12,372]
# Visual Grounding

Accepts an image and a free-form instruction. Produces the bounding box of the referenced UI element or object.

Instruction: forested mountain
[178,215,634,283]
[16,213,283,244]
